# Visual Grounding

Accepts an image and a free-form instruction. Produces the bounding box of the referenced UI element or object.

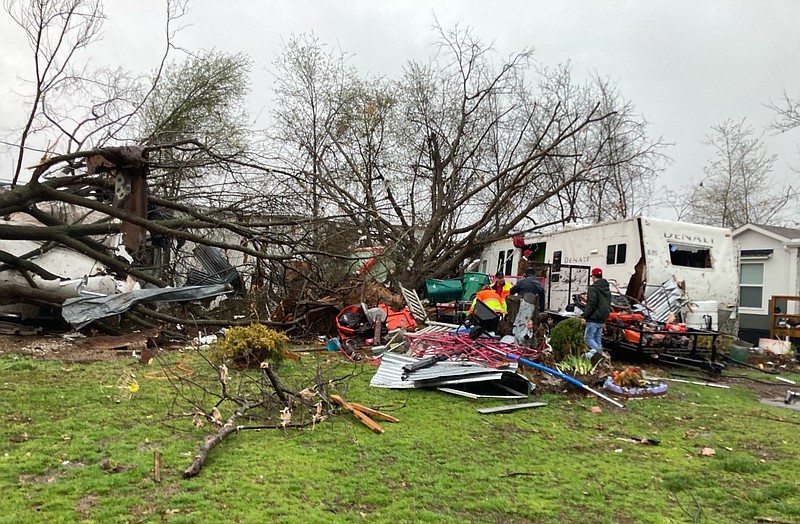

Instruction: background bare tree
[768,90,800,134]
[674,118,794,229]
[767,90,800,225]
[533,69,668,225]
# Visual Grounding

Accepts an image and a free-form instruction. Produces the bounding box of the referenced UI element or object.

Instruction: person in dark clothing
[509,268,545,311]
[581,267,612,363]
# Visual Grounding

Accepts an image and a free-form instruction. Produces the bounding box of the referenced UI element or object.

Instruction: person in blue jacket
[509,267,545,311]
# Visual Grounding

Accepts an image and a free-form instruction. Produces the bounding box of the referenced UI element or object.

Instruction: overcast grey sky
[2,0,799,216]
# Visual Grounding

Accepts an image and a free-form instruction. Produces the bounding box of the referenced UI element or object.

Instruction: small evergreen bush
[210,324,288,367]
[548,317,586,360]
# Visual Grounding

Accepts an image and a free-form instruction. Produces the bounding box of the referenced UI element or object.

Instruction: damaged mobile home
[480,217,739,333]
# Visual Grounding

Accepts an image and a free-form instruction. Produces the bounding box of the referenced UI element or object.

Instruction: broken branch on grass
[261,363,288,403]
[182,400,265,478]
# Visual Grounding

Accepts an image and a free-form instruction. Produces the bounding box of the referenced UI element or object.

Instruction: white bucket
[685,312,718,331]
[758,338,792,355]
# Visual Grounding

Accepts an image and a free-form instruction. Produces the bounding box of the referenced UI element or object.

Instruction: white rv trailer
[479,217,739,331]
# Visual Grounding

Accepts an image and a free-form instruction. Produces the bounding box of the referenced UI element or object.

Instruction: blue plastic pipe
[477,342,625,408]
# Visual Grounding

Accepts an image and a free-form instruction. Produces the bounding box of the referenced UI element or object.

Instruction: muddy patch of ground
[0,333,151,363]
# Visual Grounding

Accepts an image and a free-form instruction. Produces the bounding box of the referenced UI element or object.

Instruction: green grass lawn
[1,349,799,524]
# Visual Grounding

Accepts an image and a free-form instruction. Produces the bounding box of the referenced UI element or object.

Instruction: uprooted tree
[0,0,344,333]
[268,28,668,289]
[1,1,667,334]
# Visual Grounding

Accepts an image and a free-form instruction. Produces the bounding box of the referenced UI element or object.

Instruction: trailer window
[496,250,514,275]
[669,243,712,268]
[606,243,627,265]
[552,251,562,273]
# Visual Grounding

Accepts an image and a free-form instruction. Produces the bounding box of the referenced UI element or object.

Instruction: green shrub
[209,324,288,367]
[548,318,586,360]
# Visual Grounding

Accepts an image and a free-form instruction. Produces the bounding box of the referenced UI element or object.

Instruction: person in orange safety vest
[469,285,507,316]
[491,271,512,302]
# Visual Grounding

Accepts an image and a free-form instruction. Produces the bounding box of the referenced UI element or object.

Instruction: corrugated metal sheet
[370,352,529,393]
[435,386,527,400]
[188,245,245,292]
[644,279,688,323]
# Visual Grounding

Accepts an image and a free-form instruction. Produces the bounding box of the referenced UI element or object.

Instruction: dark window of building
[669,243,712,268]
[606,243,628,264]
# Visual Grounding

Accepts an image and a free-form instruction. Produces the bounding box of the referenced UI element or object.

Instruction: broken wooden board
[349,402,399,423]
[477,402,547,414]
[330,394,386,434]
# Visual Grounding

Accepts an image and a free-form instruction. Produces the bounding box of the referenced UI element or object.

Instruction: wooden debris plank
[477,402,547,414]
[349,403,399,423]
[280,349,301,361]
[330,394,384,434]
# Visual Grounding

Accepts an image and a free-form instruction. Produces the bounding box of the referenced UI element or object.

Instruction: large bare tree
[269,27,667,288]
[1,3,674,331]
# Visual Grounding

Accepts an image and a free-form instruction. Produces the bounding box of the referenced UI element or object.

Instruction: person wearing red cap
[581,267,612,364]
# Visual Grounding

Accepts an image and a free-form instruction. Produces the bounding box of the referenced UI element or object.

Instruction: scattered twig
[673,490,702,524]
[153,450,161,483]
[747,414,800,426]
[615,436,660,445]
[501,471,542,478]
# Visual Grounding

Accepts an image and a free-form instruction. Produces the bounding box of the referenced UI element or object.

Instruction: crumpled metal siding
[370,351,528,392]
[62,283,231,329]
[187,245,245,292]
